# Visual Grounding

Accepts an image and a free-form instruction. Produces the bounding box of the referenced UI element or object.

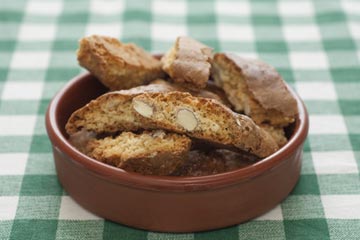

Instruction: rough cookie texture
[86,130,191,175]
[65,80,230,135]
[260,124,288,148]
[161,36,212,89]
[77,35,165,90]
[132,92,279,158]
[212,53,298,127]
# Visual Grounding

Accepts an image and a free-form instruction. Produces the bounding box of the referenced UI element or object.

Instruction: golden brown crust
[212,53,298,127]
[161,36,212,89]
[65,80,231,135]
[77,35,165,90]
[86,130,191,175]
[260,124,288,148]
[132,92,279,158]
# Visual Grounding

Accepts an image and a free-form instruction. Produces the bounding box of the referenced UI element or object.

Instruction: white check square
[283,25,320,41]
[215,1,250,16]
[10,51,50,69]
[255,205,283,220]
[290,52,328,69]
[295,82,337,100]
[59,196,101,220]
[18,24,56,41]
[0,197,19,220]
[0,154,28,175]
[0,115,37,136]
[2,81,44,100]
[218,24,254,41]
[349,22,360,39]
[309,115,347,134]
[153,0,186,15]
[312,151,358,174]
[85,23,122,38]
[90,0,124,14]
[322,195,360,219]
[278,1,314,16]
[342,0,360,14]
[151,23,187,41]
[27,0,63,16]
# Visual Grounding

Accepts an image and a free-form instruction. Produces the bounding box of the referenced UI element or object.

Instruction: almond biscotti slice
[161,36,213,89]
[65,80,229,135]
[77,35,165,90]
[86,130,191,175]
[132,92,279,158]
[212,53,298,127]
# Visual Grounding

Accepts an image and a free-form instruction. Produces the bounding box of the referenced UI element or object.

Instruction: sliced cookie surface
[212,53,298,127]
[86,130,191,175]
[77,35,165,90]
[161,36,212,89]
[66,80,228,135]
[132,92,279,158]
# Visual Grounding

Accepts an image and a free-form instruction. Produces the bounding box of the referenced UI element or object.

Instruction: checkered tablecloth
[1,0,360,239]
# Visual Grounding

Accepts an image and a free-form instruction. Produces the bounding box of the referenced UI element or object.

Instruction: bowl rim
[46,72,309,192]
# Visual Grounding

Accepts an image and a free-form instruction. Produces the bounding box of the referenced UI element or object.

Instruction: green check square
[148,232,194,240]
[309,135,353,151]
[318,174,360,194]
[20,175,62,196]
[53,40,78,51]
[0,53,13,67]
[284,219,330,240]
[0,221,12,240]
[16,41,52,51]
[327,220,360,240]
[256,41,288,53]
[37,99,51,115]
[301,152,316,174]
[331,68,360,82]
[344,115,360,133]
[339,100,360,115]
[49,52,78,68]
[335,83,360,100]
[30,135,52,153]
[25,153,56,175]
[0,136,32,153]
[0,176,22,196]
[304,100,341,115]
[42,82,66,100]
[0,40,16,52]
[56,220,104,240]
[237,221,285,240]
[0,68,8,81]
[9,220,58,240]
[0,100,39,115]
[7,69,46,82]
[0,11,23,22]
[195,225,238,240]
[281,195,325,220]
[323,39,356,51]
[291,174,320,195]
[16,196,61,219]
[103,221,147,240]
[293,70,332,82]
[349,134,360,151]
[45,68,80,82]
[33,116,47,135]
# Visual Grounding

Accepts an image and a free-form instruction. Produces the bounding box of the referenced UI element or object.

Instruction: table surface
[1,0,360,239]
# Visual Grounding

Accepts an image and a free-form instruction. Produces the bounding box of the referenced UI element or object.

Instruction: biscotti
[86,130,191,175]
[66,80,229,135]
[260,124,288,148]
[132,91,279,158]
[212,53,298,127]
[161,36,212,89]
[77,35,165,90]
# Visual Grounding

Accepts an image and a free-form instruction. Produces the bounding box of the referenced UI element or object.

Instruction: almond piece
[176,108,198,131]
[133,99,153,118]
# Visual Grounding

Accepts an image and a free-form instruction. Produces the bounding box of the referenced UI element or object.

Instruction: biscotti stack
[66,35,298,176]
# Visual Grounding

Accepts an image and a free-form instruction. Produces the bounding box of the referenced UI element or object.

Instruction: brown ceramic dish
[46,71,309,232]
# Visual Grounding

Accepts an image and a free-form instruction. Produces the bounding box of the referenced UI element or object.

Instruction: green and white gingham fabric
[1,0,360,239]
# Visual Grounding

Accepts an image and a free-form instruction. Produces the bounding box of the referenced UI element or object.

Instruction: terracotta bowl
[46,72,309,233]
